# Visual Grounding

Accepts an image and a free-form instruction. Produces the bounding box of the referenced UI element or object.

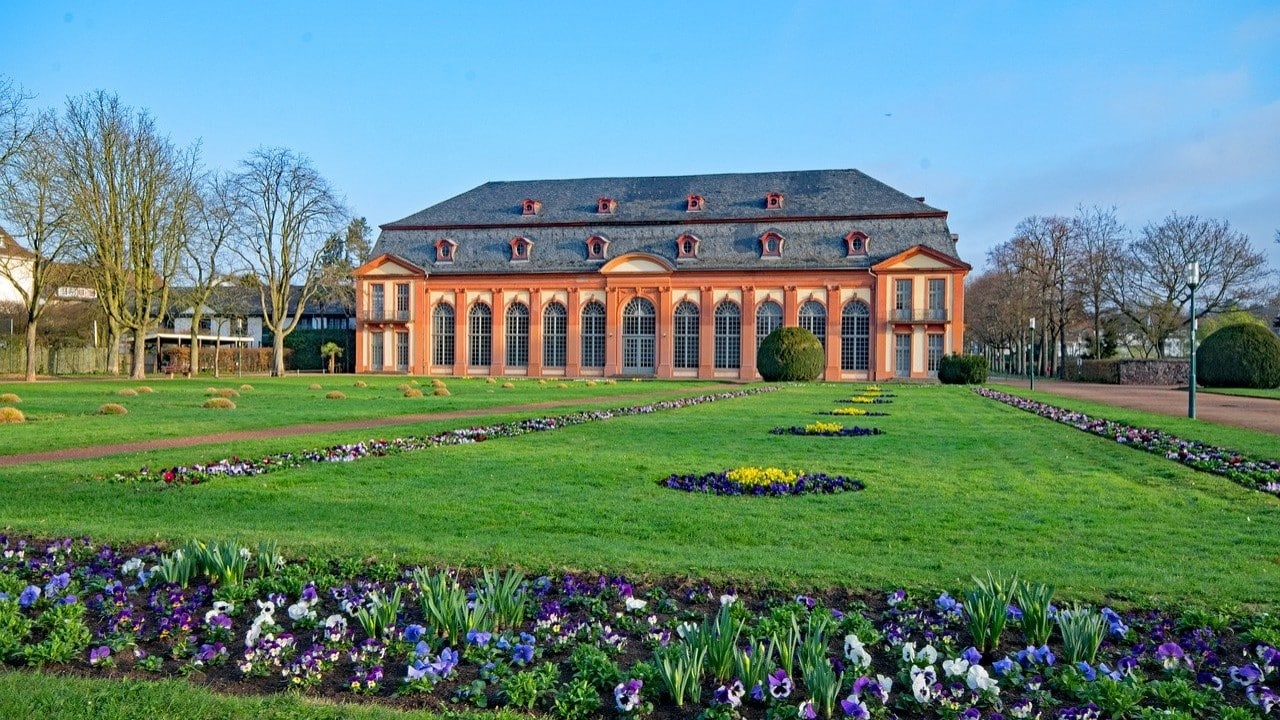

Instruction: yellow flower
[726,467,801,487]
[849,396,875,403]
[804,421,843,434]
[831,407,867,416]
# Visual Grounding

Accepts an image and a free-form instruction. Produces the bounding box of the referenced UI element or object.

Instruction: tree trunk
[327,354,335,374]
[272,333,286,376]
[24,321,38,382]
[106,326,122,376]
[131,329,148,379]
[189,331,202,376]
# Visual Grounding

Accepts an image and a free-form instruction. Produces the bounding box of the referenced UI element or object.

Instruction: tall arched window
[506,302,529,367]
[468,303,492,366]
[543,302,567,368]
[673,301,700,369]
[756,300,782,349]
[714,301,741,369]
[621,298,656,374]
[581,301,606,368]
[841,300,870,371]
[432,303,455,367]
[799,300,826,348]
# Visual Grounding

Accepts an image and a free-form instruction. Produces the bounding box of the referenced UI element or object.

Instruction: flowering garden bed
[769,423,885,438]
[818,408,890,417]
[974,388,1280,497]
[1,535,1278,719]
[660,467,866,496]
[98,388,777,487]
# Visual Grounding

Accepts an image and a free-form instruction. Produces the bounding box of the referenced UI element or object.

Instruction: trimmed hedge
[756,326,825,381]
[1196,323,1280,388]
[938,353,989,384]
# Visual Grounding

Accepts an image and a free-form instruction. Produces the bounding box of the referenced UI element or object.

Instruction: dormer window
[845,231,870,257]
[521,199,542,216]
[676,233,700,259]
[760,231,784,258]
[597,197,617,214]
[686,194,706,212]
[586,235,609,261]
[765,192,784,210]
[434,238,457,263]
[510,236,533,261]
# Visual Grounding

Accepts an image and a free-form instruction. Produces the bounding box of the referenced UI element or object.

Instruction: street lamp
[1186,262,1200,419]
[1028,316,1036,391]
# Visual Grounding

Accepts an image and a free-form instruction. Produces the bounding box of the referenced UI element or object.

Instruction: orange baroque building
[354,169,970,381]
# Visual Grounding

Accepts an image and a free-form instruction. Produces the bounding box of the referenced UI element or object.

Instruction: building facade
[354,169,970,381]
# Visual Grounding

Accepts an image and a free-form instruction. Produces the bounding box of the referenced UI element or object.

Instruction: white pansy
[919,644,938,664]
[942,657,970,677]
[624,597,647,612]
[967,664,999,694]
[902,642,917,663]
[121,558,143,575]
[844,634,872,668]
[720,593,738,607]
[287,601,314,621]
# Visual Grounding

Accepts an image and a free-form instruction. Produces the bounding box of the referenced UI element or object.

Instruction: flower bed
[836,397,894,405]
[770,422,885,437]
[660,467,866,496]
[1,534,1277,719]
[974,387,1280,497]
[819,407,890,417]
[100,387,777,487]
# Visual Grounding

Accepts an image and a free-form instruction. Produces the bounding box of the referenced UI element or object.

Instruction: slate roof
[0,226,36,259]
[373,169,963,274]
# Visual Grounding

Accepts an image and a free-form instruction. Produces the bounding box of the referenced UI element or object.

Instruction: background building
[354,169,970,381]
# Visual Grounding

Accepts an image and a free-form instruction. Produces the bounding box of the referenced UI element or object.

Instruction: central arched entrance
[621,297,656,375]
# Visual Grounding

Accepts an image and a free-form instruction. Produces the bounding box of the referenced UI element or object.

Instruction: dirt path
[0,386,729,468]
[1000,378,1280,434]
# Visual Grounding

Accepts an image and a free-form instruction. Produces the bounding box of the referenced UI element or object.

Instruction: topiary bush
[938,353,989,384]
[0,393,19,404]
[433,387,451,396]
[97,403,128,415]
[757,327,825,381]
[0,406,25,423]
[326,391,346,400]
[1196,323,1280,389]
[403,388,423,398]
[116,388,138,397]
[201,398,236,410]
[135,386,154,394]
[215,388,240,398]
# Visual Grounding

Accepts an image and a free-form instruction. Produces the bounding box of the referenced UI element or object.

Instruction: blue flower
[993,657,1014,676]
[1076,661,1097,681]
[962,646,982,665]
[512,642,535,665]
[466,629,492,647]
[18,585,39,608]
[403,624,425,643]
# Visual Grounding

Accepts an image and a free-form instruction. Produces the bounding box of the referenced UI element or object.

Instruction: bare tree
[59,91,200,378]
[0,111,79,381]
[0,76,33,171]
[174,172,237,376]
[964,268,1035,374]
[990,216,1076,377]
[1069,205,1126,359]
[228,147,346,376]
[1109,212,1272,357]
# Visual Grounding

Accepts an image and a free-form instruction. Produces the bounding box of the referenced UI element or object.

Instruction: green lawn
[0,376,712,455]
[1,383,1277,607]
[1200,386,1280,400]
[0,670,495,720]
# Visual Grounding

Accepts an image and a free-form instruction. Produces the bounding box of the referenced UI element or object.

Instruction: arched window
[621,298,656,374]
[581,301,606,368]
[673,301,700,369]
[714,301,741,370]
[543,302,567,368]
[506,302,529,367]
[840,300,870,371]
[756,300,782,348]
[468,303,492,366]
[432,303,455,367]
[799,300,826,348]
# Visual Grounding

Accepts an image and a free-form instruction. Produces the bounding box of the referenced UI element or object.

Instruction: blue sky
[3,0,1279,272]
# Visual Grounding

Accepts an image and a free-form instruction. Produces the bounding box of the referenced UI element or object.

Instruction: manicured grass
[1200,386,1280,400]
[1,383,1277,607]
[0,376,710,455]
[0,670,503,720]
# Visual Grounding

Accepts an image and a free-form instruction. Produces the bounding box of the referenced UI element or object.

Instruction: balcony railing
[890,308,950,323]
[360,309,412,323]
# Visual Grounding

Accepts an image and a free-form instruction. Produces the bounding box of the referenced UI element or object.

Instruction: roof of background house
[0,227,36,260]
[170,285,353,317]
[372,169,964,274]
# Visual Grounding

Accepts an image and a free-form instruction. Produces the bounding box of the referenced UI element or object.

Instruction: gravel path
[1001,378,1280,434]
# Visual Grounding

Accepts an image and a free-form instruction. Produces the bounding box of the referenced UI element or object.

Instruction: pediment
[873,245,971,272]
[599,253,675,274]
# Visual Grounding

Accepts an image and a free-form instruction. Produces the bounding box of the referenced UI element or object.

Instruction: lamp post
[1186,262,1200,419]
[1028,316,1036,391]
[236,317,244,378]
